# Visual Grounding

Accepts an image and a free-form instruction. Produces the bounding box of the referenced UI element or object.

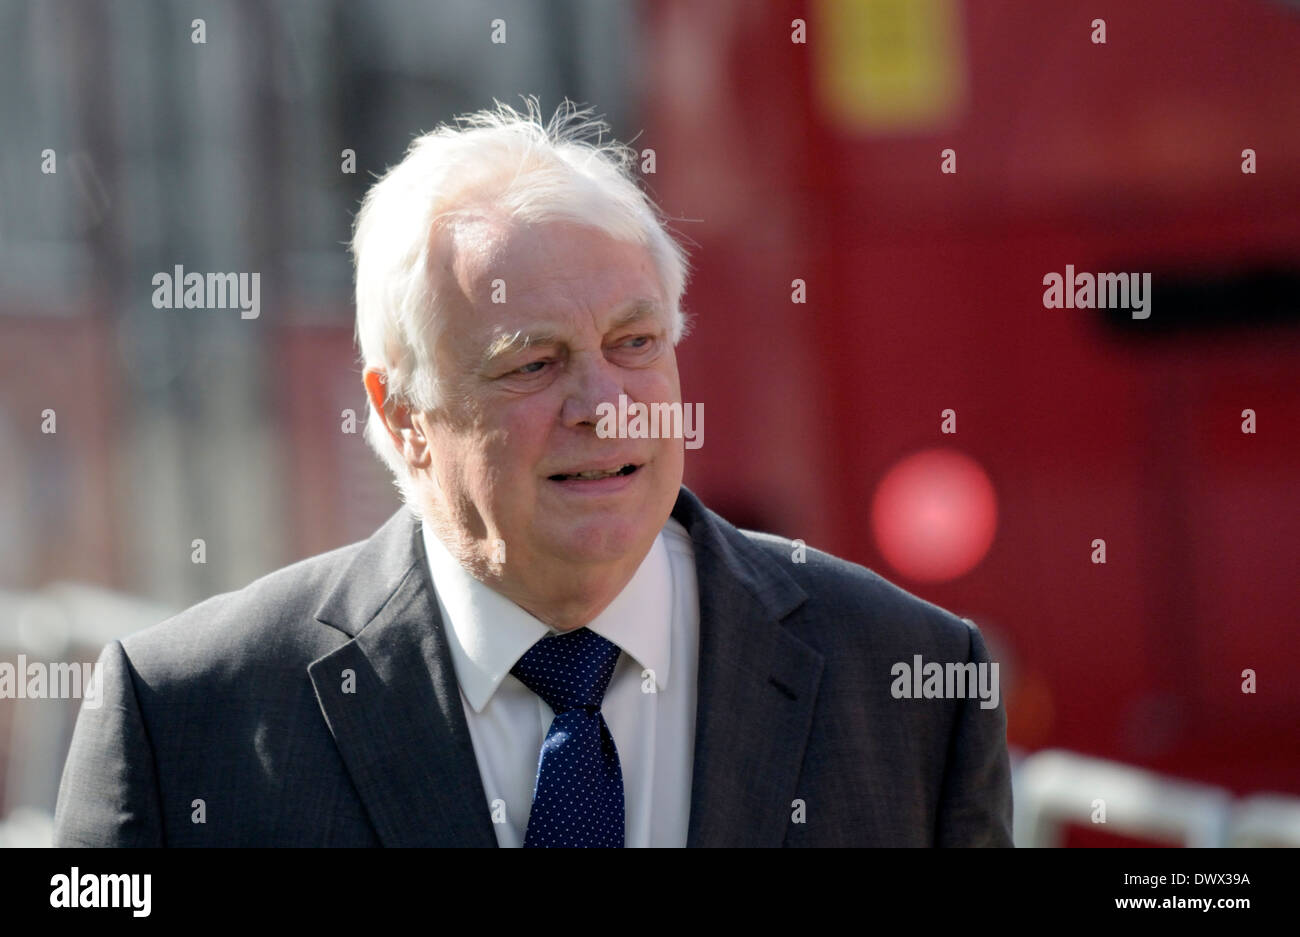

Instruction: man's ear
[362,368,431,469]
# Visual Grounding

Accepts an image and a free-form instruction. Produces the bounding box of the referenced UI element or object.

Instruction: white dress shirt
[421,519,700,847]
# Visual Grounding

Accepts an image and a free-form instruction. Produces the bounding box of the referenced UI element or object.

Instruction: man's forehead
[437,214,511,275]
[437,214,650,284]
[431,217,666,348]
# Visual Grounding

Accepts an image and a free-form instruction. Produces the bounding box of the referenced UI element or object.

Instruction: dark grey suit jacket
[54,486,1012,846]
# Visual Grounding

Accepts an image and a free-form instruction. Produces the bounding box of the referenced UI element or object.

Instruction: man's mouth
[547,464,639,482]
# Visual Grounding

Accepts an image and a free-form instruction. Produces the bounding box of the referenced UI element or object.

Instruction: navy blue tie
[510,627,625,848]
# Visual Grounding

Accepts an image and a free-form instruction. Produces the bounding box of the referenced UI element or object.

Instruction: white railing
[1012,748,1300,847]
[0,583,175,847]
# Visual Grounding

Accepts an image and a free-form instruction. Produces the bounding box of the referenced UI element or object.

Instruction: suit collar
[671,487,825,847]
[313,506,424,639]
[670,486,808,621]
[309,508,496,846]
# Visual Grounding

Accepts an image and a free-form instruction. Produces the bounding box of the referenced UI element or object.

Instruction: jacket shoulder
[737,529,978,657]
[118,539,368,689]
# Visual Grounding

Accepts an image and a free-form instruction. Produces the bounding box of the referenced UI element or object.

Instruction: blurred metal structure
[1013,749,1300,847]
[0,584,174,846]
[1226,794,1300,847]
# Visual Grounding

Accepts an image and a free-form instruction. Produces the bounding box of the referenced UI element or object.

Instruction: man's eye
[515,360,548,375]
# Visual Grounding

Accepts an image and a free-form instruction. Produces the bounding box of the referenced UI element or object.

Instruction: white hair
[350,98,691,511]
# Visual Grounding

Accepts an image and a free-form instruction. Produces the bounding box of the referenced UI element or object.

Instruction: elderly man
[54,102,1012,847]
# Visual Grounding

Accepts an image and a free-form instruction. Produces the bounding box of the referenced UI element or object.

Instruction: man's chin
[539,517,660,567]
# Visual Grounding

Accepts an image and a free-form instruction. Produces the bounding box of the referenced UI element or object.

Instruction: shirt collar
[422,524,673,713]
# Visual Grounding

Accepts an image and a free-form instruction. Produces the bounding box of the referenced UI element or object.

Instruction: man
[54,101,1012,847]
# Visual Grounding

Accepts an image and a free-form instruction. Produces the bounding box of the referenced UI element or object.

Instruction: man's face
[414,218,685,587]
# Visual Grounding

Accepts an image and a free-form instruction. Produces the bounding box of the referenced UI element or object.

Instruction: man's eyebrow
[480,328,562,370]
[478,299,666,371]
[608,298,665,330]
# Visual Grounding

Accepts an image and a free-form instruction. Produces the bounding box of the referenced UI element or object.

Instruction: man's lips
[546,462,641,482]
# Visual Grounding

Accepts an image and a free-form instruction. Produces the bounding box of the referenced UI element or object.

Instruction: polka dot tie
[510,627,625,848]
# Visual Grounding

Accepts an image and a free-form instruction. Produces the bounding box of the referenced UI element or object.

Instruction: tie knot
[510,627,622,713]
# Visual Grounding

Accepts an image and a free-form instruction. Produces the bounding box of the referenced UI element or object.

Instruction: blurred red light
[871,448,998,583]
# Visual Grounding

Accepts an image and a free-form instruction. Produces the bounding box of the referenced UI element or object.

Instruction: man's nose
[559,353,625,429]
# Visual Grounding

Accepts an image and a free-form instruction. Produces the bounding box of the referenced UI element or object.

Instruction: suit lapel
[673,489,825,847]
[308,509,496,847]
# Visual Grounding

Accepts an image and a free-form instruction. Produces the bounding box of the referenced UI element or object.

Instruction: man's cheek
[479,447,535,511]
[635,369,680,404]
